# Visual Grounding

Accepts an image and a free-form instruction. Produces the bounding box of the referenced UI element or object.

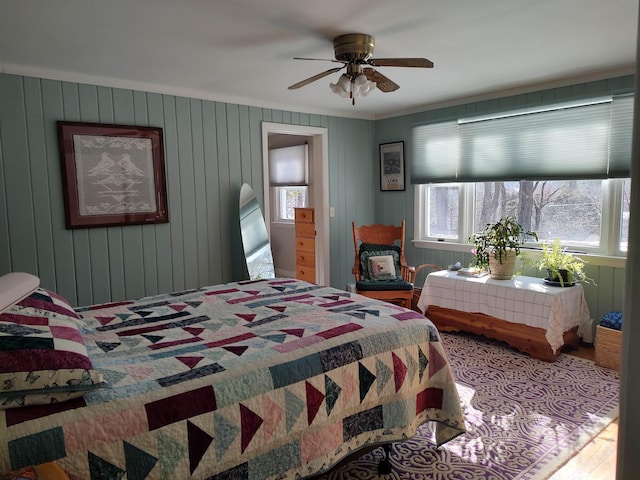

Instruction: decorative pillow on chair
[0,288,106,409]
[359,244,401,281]
[368,255,398,280]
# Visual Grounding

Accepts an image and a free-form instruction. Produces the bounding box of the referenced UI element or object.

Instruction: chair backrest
[352,221,408,280]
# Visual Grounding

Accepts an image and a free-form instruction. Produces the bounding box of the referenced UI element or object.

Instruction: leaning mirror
[239,183,276,280]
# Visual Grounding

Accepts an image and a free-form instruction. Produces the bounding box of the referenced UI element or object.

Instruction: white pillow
[368,255,397,279]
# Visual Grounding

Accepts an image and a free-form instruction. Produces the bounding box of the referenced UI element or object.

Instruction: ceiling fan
[288,33,433,105]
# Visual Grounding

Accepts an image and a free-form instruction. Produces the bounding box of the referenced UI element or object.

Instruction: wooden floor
[546,343,618,480]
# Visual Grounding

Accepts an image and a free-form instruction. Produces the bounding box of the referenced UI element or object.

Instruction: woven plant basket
[488,250,517,280]
[595,325,622,371]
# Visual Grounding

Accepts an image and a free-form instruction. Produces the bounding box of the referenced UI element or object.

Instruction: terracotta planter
[488,250,517,279]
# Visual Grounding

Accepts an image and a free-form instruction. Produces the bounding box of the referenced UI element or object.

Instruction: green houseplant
[525,237,595,286]
[469,216,538,279]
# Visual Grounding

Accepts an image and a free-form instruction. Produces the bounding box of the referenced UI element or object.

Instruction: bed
[0,277,465,479]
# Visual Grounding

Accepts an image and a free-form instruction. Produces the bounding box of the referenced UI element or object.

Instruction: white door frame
[261,122,330,286]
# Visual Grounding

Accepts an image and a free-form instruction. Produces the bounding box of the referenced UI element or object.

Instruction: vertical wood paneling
[326,116,376,290]
[95,86,125,302]
[3,76,38,274]
[201,101,222,287]
[114,88,146,301]
[62,82,95,306]
[238,106,251,183]
[23,77,56,289]
[147,93,172,295]
[162,95,184,292]
[43,79,77,304]
[329,116,347,288]
[248,107,262,191]
[76,85,112,304]
[175,97,198,289]
[190,99,209,288]
[214,102,233,281]
[1,75,253,302]
[133,91,160,298]
[0,72,629,312]
[225,104,242,282]
[124,149,145,293]
[0,76,11,274]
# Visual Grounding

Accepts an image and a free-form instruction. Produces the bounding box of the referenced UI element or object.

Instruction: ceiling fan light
[330,74,351,98]
[353,74,376,97]
[360,83,376,97]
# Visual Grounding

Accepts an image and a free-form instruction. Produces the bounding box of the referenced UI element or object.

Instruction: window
[274,186,307,222]
[269,144,309,222]
[620,179,631,252]
[415,179,630,256]
[420,183,461,241]
[411,94,633,258]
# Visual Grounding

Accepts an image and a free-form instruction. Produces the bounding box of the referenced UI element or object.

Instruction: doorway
[261,123,329,286]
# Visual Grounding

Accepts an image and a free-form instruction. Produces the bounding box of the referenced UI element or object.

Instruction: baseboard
[276,268,296,279]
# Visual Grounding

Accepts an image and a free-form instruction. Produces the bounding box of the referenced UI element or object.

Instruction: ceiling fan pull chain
[350,77,355,105]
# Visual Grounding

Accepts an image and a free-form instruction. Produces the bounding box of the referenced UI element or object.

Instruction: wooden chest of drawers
[294,208,315,283]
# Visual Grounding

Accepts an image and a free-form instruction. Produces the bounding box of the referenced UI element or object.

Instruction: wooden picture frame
[380,141,405,191]
[57,121,168,229]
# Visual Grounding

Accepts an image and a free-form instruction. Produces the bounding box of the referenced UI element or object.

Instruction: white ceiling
[1,0,638,119]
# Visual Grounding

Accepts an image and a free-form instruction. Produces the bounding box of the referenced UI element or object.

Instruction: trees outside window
[417,178,628,256]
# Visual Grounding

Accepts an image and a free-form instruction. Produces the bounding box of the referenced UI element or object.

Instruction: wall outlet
[329,207,335,218]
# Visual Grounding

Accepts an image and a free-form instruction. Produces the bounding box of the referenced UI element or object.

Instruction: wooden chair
[410,263,443,312]
[352,221,439,309]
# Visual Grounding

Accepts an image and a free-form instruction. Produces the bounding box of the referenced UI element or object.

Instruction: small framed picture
[379,141,405,191]
[57,121,169,229]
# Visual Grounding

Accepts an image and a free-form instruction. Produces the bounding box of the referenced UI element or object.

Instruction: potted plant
[469,216,538,279]
[524,237,595,287]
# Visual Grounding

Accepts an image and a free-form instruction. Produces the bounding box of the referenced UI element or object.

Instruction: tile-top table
[417,270,592,361]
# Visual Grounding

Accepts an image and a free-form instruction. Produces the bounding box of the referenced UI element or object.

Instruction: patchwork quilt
[0,278,465,479]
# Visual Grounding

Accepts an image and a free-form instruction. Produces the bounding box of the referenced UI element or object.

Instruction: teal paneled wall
[0,73,375,306]
[374,75,634,320]
[0,70,631,318]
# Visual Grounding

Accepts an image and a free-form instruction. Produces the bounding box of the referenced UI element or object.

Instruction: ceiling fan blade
[363,68,399,93]
[293,57,345,63]
[368,58,434,68]
[288,67,343,90]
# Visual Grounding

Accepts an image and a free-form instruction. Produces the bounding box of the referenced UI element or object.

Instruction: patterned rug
[318,332,620,480]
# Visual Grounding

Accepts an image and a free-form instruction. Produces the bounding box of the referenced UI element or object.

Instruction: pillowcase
[368,255,397,280]
[359,244,401,281]
[0,288,106,409]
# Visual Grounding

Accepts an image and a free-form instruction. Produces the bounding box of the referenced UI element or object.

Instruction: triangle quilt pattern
[156,431,185,479]
[358,362,376,402]
[305,381,325,425]
[188,420,213,474]
[123,441,158,480]
[239,404,263,452]
[214,412,239,461]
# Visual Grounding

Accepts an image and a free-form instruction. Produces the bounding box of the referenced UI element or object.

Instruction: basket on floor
[595,311,622,371]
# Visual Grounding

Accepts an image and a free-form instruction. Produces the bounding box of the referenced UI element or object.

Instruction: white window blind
[410,95,634,184]
[268,144,308,186]
[411,121,459,183]
[610,94,635,178]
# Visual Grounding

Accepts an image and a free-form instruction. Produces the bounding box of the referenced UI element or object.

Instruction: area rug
[318,332,619,480]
